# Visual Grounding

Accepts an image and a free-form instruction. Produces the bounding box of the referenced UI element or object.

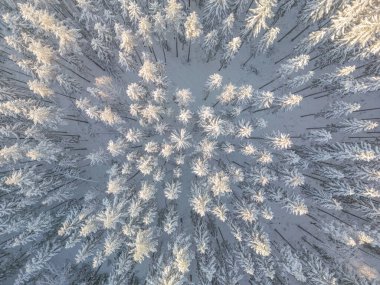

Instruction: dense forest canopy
[0,0,379,284]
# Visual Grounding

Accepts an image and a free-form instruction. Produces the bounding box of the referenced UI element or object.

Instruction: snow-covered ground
[0,0,379,284]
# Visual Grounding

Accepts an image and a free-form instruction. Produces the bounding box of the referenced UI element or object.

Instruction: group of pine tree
[0,0,379,284]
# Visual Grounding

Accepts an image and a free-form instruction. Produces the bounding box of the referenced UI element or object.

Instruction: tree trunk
[187,40,191,62]
[300,113,317,118]
[134,48,143,65]
[259,76,280,89]
[274,53,292,64]
[274,228,296,251]
[277,23,299,42]
[63,117,89,124]
[242,53,254,67]
[175,36,178,58]
[245,0,254,14]
[150,46,158,62]
[162,43,166,63]
[354,107,380,113]
[204,90,210,101]
[291,25,310,42]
